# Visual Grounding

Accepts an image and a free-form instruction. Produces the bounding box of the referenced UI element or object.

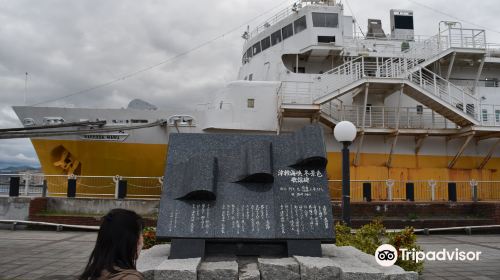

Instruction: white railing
[247,1,336,40]
[279,80,322,105]
[323,105,456,129]
[439,28,486,49]
[408,67,480,119]
[3,174,500,202]
[0,174,163,199]
[328,179,500,202]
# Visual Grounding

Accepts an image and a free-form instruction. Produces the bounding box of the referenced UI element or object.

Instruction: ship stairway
[279,28,489,129]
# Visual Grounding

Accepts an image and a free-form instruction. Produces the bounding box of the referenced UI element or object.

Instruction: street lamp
[334,121,357,226]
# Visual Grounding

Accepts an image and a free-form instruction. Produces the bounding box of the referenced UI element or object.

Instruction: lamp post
[334,121,357,226]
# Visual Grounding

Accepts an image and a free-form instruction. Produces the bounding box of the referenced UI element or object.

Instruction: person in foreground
[80,208,145,280]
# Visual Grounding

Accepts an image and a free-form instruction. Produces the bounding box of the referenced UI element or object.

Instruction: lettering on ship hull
[81,133,129,142]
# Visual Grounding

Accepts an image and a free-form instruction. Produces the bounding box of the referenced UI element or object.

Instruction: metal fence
[328,180,500,202]
[2,174,500,202]
[0,174,163,199]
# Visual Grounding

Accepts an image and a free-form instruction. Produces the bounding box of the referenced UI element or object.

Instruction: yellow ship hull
[32,139,500,200]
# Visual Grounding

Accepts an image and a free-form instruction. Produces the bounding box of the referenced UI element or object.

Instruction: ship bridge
[278,26,500,168]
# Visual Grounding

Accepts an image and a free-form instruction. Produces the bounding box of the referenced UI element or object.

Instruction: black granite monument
[157,124,334,259]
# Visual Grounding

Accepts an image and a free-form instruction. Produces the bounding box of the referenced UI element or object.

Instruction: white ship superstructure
[12,0,500,200]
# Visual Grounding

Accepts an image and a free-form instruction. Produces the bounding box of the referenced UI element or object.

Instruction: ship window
[247,98,255,108]
[271,29,282,45]
[131,119,148,124]
[394,15,414,30]
[282,23,293,40]
[22,118,36,126]
[252,42,261,55]
[318,36,336,43]
[482,109,488,122]
[496,110,500,122]
[416,105,423,114]
[246,47,253,58]
[366,104,372,113]
[294,16,307,34]
[261,37,271,51]
[312,13,338,28]
[485,78,498,87]
[293,67,305,73]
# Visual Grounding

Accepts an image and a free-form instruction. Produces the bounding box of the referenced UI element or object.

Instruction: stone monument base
[169,239,322,259]
[137,243,418,280]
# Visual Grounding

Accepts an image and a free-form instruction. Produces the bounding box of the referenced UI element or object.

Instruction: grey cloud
[0,0,499,167]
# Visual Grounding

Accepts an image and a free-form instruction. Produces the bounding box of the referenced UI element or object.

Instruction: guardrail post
[433,73,438,95]
[23,174,30,196]
[118,179,127,199]
[361,56,365,76]
[42,180,47,198]
[470,180,478,202]
[9,177,20,197]
[429,180,436,201]
[67,175,76,198]
[113,175,121,199]
[386,180,394,201]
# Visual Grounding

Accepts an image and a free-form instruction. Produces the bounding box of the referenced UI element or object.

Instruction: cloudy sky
[0,0,499,168]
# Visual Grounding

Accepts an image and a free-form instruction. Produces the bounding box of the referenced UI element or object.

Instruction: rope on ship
[0,119,168,139]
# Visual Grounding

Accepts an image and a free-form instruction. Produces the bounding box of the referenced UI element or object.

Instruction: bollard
[362,182,372,202]
[448,182,457,202]
[23,174,30,196]
[67,178,77,198]
[9,177,20,197]
[406,182,415,201]
[42,180,48,198]
[118,180,127,199]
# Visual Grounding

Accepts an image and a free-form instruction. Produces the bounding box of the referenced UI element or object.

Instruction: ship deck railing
[1,174,500,202]
[322,104,500,129]
[247,1,335,40]
[279,79,500,128]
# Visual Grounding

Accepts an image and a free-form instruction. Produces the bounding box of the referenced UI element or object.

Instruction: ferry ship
[12,0,500,200]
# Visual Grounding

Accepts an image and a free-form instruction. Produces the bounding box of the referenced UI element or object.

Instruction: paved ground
[418,235,500,280]
[0,229,499,279]
[0,229,95,279]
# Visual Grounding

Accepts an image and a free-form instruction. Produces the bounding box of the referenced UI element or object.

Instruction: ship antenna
[24,72,28,105]
[344,0,365,37]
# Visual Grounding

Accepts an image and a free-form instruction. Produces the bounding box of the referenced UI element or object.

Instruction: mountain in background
[0,164,41,173]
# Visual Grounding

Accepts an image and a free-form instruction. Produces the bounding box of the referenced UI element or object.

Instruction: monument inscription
[157,125,334,258]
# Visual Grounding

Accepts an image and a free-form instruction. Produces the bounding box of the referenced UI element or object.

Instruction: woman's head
[80,208,144,279]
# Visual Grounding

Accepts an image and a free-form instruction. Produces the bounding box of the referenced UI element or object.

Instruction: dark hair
[80,208,144,280]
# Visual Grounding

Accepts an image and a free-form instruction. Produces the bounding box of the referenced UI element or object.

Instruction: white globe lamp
[334,121,357,143]
[334,120,356,227]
